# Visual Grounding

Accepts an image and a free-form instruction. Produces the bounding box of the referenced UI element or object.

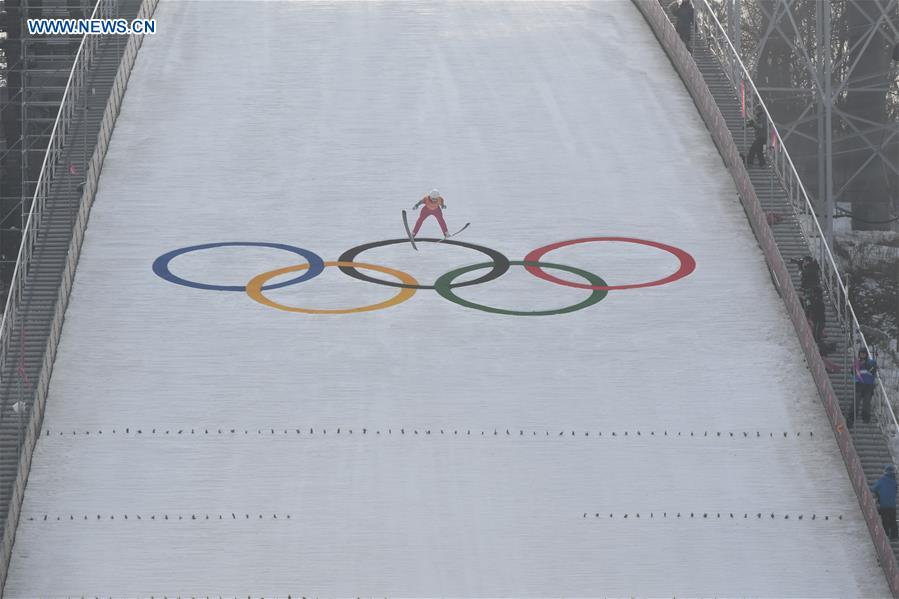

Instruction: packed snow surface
[5,0,889,596]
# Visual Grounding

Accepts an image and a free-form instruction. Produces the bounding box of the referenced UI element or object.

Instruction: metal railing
[0,0,158,591]
[0,0,113,397]
[693,0,899,442]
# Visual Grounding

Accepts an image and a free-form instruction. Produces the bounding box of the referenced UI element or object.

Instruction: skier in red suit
[411,189,449,238]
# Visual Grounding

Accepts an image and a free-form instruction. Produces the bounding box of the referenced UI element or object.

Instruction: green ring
[434,260,609,316]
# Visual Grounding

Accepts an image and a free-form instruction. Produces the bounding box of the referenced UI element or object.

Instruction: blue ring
[152,242,325,292]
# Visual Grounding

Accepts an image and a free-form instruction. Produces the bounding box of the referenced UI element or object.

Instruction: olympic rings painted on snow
[152,242,325,292]
[246,261,418,314]
[435,261,608,316]
[152,236,696,316]
[523,237,696,291]
[338,238,510,290]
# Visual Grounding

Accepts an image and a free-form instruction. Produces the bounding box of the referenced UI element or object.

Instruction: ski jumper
[412,196,448,236]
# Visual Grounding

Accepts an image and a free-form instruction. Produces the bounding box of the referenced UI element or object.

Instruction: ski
[436,222,471,243]
[402,210,418,250]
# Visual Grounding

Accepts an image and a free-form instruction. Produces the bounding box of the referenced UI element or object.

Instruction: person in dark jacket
[671,0,694,52]
[790,255,821,294]
[746,105,768,167]
[806,285,826,351]
[854,347,878,423]
[873,464,898,540]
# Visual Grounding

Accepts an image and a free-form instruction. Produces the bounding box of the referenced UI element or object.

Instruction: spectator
[789,256,827,351]
[872,464,898,541]
[796,256,821,295]
[671,0,694,52]
[789,256,822,298]
[854,347,878,424]
[746,105,768,167]
[806,285,826,351]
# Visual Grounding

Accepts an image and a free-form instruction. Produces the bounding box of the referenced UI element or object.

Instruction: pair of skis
[402,210,469,251]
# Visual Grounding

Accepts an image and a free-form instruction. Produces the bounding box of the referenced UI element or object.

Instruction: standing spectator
[746,105,768,167]
[789,256,822,299]
[797,256,821,294]
[671,0,694,52]
[854,347,878,424]
[872,464,898,541]
[806,285,826,351]
[789,256,827,351]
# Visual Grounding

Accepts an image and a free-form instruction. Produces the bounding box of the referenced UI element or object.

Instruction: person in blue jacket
[854,347,878,423]
[872,464,898,540]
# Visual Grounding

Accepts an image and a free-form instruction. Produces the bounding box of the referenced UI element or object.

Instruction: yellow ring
[245,260,417,314]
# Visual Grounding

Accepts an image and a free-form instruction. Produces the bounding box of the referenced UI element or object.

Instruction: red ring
[523,237,696,291]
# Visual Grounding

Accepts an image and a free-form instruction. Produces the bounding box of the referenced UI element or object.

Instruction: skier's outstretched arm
[412,198,425,210]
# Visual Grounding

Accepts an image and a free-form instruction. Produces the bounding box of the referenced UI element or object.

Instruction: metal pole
[83,63,87,169]
[15,380,21,458]
[822,0,834,247]
[770,154,774,199]
[816,0,826,233]
[726,0,732,42]
[816,0,835,246]
[851,319,857,426]
[19,0,27,238]
[732,0,746,159]
[742,91,747,157]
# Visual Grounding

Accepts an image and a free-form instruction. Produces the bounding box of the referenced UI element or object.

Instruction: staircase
[0,0,141,539]
[691,41,899,556]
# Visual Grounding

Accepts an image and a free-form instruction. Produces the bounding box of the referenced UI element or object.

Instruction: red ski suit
[412,196,448,236]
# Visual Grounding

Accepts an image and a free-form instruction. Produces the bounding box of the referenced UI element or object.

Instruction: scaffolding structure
[0,0,91,290]
[720,0,899,242]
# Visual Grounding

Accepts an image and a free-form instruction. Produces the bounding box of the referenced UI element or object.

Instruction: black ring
[338,238,511,290]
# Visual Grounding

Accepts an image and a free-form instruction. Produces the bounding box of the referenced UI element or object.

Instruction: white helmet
[429,189,440,199]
